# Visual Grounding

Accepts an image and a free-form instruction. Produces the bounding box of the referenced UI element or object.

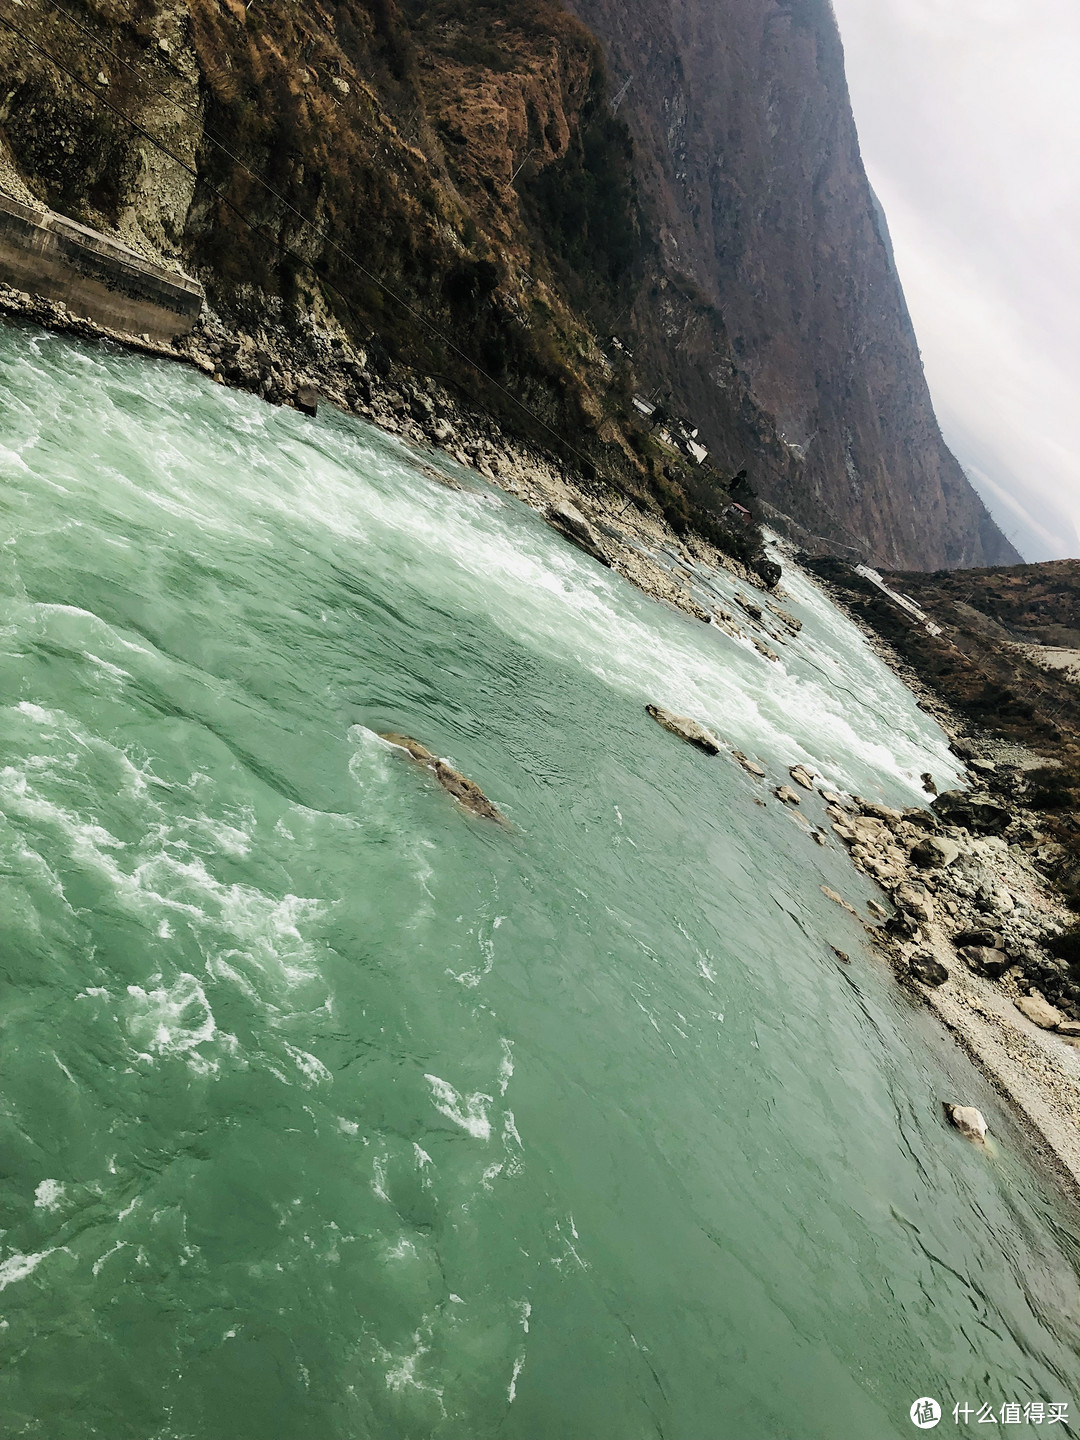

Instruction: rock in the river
[379,733,504,821]
[910,836,961,869]
[821,885,858,915]
[645,705,721,754]
[788,764,815,789]
[775,785,801,805]
[732,750,766,777]
[944,1104,988,1144]
[1056,1021,1080,1037]
[1015,993,1064,1030]
[294,383,320,417]
[909,952,949,987]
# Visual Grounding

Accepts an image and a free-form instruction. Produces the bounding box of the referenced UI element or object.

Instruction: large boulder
[546,501,610,565]
[975,880,1014,916]
[944,1104,988,1144]
[645,705,721,754]
[894,882,935,924]
[751,556,782,590]
[902,807,940,831]
[1015,993,1064,1030]
[952,928,1003,950]
[909,953,949,987]
[931,790,1011,835]
[859,801,903,824]
[959,945,1012,979]
[910,836,961,869]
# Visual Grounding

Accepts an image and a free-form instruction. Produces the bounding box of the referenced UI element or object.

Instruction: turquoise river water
[1,324,1079,1439]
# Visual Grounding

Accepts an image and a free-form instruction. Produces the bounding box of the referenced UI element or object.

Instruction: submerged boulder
[379,732,504,822]
[645,705,721,754]
[944,1104,988,1144]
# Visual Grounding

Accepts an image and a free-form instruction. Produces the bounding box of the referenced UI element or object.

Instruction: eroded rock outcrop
[645,705,721,754]
[379,732,504,822]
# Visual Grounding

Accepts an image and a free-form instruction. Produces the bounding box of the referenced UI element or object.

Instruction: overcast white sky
[829,0,1080,563]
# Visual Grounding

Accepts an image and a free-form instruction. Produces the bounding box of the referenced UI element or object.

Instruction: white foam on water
[92,1241,128,1277]
[82,651,131,681]
[508,1352,525,1404]
[0,1249,55,1291]
[497,1039,514,1096]
[123,972,221,1073]
[371,1154,390,1204]
[0,758,325,1002]
[381,1329,446,1414]
[424,1075,493,1140]
[33,1180,65,1212]
[282,444,962,802]
[280,1040,332,1088]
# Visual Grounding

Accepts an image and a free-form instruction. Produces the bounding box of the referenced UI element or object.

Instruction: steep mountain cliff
[563,0,1020,568]
[0,0,1019,569]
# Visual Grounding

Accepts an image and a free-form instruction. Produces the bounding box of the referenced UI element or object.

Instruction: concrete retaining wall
[0,193,203,341]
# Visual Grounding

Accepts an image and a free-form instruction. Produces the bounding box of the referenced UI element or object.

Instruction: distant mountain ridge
[563,0,1021,568]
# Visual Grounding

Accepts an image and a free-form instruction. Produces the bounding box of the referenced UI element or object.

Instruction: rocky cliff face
[0,0,1019,569]
[563,0,1020,568]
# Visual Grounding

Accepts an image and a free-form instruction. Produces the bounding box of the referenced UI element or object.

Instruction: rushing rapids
[1,325,1079,1439]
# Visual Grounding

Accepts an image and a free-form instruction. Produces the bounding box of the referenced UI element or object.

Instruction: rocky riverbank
[787,554,1080,1191]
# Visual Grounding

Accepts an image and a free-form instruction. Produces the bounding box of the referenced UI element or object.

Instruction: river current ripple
[1,325,1079,1439]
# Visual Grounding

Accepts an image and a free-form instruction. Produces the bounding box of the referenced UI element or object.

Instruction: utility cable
[0,2,610,481]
